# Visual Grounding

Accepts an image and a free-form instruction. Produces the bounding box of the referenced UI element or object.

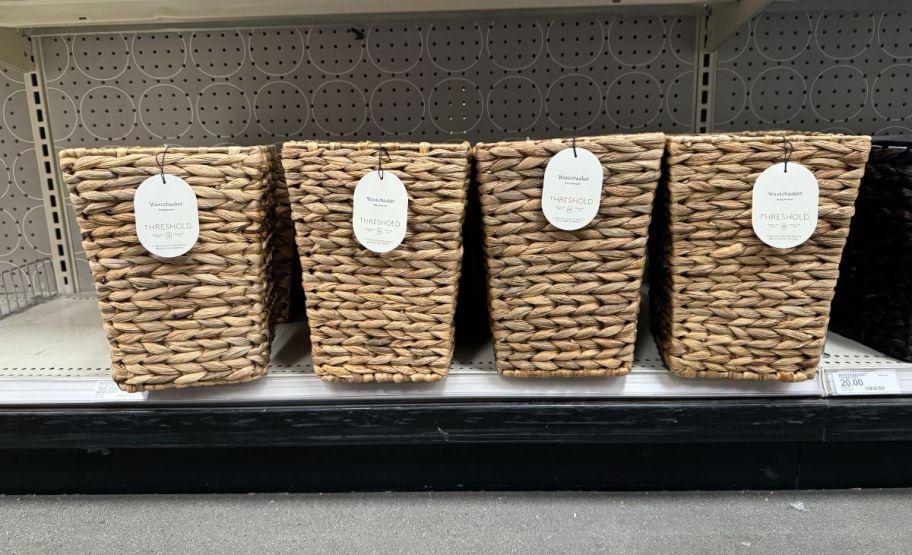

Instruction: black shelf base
[3,441,912,494]
[3,397,912,492]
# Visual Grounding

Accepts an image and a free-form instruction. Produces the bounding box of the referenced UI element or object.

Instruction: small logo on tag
[541,146,603,231]
[134,174,199,257]
[352,170,408,253]
[751,162,819,249]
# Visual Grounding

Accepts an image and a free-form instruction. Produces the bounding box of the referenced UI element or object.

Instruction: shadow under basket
[830,137,912,362]
[60,146,283,392]
[281,141,471,384]
[650,132,872,382]
[474,133,665,378]
[267,146,299,323]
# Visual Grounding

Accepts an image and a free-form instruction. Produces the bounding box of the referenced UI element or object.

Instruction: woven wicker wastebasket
[830,138,912,362]
[474,134,665,378]
[60,145,280,392]
[651,132,872,382]
[281,141,471,383]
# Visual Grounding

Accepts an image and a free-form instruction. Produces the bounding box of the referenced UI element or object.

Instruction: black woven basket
[830,137,912,361]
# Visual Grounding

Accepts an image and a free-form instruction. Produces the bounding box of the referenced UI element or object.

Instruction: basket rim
[667,131,870,144]
[474,132,665,149]
[282,140,471,152]
[58,145,273,158]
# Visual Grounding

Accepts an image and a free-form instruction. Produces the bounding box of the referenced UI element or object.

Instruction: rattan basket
[281,141,471,383]
[474,134,665,378]
[831,138,912,362]
[651,132,872,382]
[60,145,280,392]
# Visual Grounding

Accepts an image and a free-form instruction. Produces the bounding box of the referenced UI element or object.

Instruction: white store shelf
[819,334,912,397]
[0,296,830,405]
[7,296,912,404]
[0,0,724,30]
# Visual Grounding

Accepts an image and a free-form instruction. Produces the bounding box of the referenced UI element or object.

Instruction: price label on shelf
[832,370,902,396]
[93,380,149,402]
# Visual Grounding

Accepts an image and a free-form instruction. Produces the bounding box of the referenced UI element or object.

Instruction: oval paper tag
[542,146,603,230]
[751,162,819,249]
[134,174,199,257]
[352,171,408,253]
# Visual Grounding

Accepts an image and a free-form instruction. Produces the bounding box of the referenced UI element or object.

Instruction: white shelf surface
[0,296,842,405]
[1,0,723,30]
[818,333,912,397]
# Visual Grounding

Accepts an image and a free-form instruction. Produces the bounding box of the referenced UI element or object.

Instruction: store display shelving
[6,297,910,406]
[0,0,727,29]
[4,296,912,460]
[1,0,911,492]
[0,0,767,71]
[0,296,826,405]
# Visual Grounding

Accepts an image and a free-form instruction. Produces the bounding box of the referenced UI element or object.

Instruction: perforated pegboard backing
[35,16,697,289]
[0,67,55,295]
[714,7,912,134]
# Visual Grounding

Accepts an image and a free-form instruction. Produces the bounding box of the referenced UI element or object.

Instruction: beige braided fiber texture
[475,134,665,378]
[650,132,872,382]
[60,146,277,392]
[281,141,470,383]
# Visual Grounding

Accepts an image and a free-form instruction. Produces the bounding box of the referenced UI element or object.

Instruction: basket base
[114,368,270,393]
[314,368,448,384]
[662,356,816,383]
[499,368,632,379]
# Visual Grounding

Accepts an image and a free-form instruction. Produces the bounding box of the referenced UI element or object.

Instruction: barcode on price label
[93,380,149,402]
[832,370,902,396]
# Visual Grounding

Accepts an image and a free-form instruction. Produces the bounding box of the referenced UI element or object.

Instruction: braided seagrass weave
[281,141,470,383]
[60,146,278,392]
[651,132,871,382]
[475,134,665,378]
[831,139,912,362]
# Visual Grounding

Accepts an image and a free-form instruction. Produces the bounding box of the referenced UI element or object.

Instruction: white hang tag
[541,146,603,231]
[134,174,199,257]
[352,171,408,253]
[751,162,819,249]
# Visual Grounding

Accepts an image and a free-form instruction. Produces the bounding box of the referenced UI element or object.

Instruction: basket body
[651,133,871,382]
[475,134,665,378]
[281,141,470,383]
[60,146,278,392]
[831,139,912,362]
